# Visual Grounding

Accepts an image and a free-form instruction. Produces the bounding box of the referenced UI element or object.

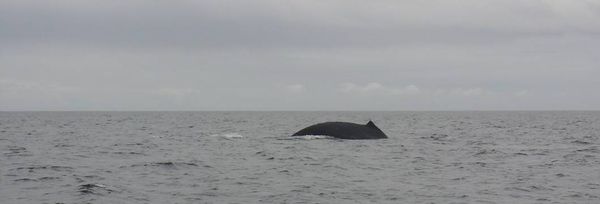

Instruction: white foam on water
[294,135,335,140]
[223,133,243,138]
[211,133,244,139]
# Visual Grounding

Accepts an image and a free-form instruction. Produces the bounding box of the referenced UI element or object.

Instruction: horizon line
[2,110,599,112]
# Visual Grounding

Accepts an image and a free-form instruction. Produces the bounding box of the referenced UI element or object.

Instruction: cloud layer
[1,0,599,110]
[340,83,420,95]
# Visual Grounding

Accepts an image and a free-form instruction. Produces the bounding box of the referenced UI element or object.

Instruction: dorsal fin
[366,120,377,129]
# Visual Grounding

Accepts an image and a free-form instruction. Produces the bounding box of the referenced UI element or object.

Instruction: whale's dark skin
[292,121,388,140]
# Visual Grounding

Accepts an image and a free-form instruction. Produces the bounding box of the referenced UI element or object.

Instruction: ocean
[1,111,599,203]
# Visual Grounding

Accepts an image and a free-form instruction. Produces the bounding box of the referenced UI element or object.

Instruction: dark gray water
[1,111,599,203]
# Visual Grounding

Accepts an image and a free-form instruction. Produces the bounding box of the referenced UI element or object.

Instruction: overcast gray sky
[1,0,599,111]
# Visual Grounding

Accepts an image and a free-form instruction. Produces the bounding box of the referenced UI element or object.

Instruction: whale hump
[292,121,388,140]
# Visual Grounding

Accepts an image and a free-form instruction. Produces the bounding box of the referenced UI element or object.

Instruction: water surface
[1,111,599,203]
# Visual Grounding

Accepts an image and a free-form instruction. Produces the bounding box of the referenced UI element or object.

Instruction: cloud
[338,83,495,97]
[153,88,195,97]
[390,85,421,95]
[2,0,599,50]
[284,84,306,93]
[340,82,420,95]
[1,1,600,110]
[515,90,529,96]
[0,79,81,110]
[432,87,490,96]
[0,79,80,95]
[340,82,382,94]
[453,88,484,96]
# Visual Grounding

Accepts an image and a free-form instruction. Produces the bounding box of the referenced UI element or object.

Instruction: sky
[1,0,599,111]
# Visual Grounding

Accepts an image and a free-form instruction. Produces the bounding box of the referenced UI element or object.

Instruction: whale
[292,121,388,140]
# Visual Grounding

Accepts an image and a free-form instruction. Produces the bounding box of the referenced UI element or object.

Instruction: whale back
[292,121,388,139]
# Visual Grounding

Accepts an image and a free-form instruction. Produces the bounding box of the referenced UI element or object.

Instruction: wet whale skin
[292,121,388,139]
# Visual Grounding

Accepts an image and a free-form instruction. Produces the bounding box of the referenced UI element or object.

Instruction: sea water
[1,111,599,203]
